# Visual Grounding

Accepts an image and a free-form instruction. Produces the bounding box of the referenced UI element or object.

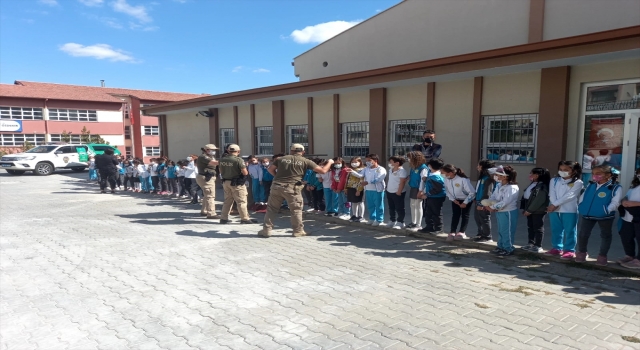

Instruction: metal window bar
[480,114,538,164]
[143,126,159,136]
[285,125,309,151]
[255,126,273,156]
[49,134,82,143]
[145,147,160,156]
[0,107,43,120]
[388,119,426,157]
[219,128,235,147]
[0,134,45,146]
[341,122,369,158]
[48,109,97,122]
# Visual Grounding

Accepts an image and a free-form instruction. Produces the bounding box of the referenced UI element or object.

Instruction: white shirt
[148,163,158,176]
[489,184,520,211]
[499,154,513,161]
[549,177,584,213]
[386,167,408,193]
[184,161,196,178]
[445,175,476,204]
[138,164,149,178]
[177,168,185,177]
[622,186,640,222]
[350,165,387,192]
[523,182,537,200]
[319,172,332,188]
[582,154,594,172]
[595,155,610,166]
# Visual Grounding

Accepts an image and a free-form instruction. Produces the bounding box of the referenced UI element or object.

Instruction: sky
[0,0,400,95]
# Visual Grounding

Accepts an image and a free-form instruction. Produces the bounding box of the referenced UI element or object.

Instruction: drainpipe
[44,99,50,143]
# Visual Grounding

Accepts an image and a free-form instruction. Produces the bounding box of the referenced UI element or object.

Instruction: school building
[142,0,640,187]
[0,81,206,162]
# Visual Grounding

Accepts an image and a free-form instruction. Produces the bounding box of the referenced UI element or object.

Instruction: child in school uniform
[261,157,274,204]
[406,151,429,232]
[167,160,178,196]
[307,159,326,213]
[486,166,520,256]
[88,156,98,181]
[386,156,408,230]
[441,164,476,241]
[617,168,640,269]
[331,157,350,219]
[547,161,584,259]
[177,161,187,198]
[345,157,365,222]
[576,165,623,265]
[418,158,446,234]
[132,160,142,192]
[473,159,496,242]
[346,154,387,226]
[520,168,551,253]
[247,155,265,207]
[123,160,135,191]
[139,161,151,193]
[321,161,337,216]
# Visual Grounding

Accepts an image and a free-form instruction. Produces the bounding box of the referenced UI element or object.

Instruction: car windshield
[26,146,58,153]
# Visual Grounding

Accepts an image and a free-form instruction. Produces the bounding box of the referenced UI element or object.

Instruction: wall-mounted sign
[0,120,22,132]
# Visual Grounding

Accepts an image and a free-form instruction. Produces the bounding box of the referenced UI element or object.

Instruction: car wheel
[35,162,54,176]
[6,170,25,175]
[71,167,86,172]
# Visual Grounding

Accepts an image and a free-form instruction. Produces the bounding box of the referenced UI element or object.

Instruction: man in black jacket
[412,130,442,161]
[95,148,119,194]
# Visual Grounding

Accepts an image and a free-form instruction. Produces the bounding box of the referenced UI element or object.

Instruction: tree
[61,130,72,143]
[80,126,110,145]
[21,141,35,152]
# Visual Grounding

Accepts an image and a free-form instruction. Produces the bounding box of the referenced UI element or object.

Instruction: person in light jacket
[441,164,476,241]
[546,161,583,259]
[486,165,520,256]
[346,154,387,226]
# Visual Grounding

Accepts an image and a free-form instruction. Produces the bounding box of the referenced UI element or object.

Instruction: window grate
[286,125,309,151]
[0,106,43,120]
[255,126,273,156]
[388,119,426,157]
[220,128,235,147]
[0,133,45,146]
[341,122,369,158]
[481,114,538,163]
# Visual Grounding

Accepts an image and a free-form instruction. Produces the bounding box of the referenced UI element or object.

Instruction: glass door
[621,113,640,190]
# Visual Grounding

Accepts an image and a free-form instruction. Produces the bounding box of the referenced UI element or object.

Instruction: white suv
[0,144,90,176]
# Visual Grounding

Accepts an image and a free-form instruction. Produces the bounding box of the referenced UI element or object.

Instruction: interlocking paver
[1,172,639,350]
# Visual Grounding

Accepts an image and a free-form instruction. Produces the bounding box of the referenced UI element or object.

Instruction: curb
[303,212,640,277]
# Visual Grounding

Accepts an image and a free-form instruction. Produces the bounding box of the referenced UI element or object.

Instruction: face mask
[366,161,372,167]
[592,175,604,182]
[208,150,216,156]
[351,162,359,167]
[388,164,393,168]
[529,176,535,181]
[558,171,570,178]
[424,137,433,143]
[186,157,192,161]
[493,175,501,182]
[334,164,342,169]
[263,162,269,167]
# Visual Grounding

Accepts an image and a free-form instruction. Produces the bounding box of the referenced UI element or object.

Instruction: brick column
[537,66,571,170]
[272,100,285,154]
[208,108,218,147]
[369,88,387,160]
[470,77,483,181]
[130,96,143,159]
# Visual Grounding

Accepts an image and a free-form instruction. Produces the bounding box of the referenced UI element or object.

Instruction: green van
[86,144,121,156]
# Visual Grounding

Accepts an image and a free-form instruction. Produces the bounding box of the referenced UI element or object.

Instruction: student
[347,154,387,226]
[617,168,640,269]
[261,157,274,202]
[176,161,187,198]
[386,156,408,229]
[167,160,178,196]
[331,157,350,219]
[307,159,326,213]
[520,168,551,253]
[442,164,476,241]
[132,160,142,192]
[116,157,125,190]
[156,158,168,195]
[345,157,365,222]
[418,158,446,233]
[486,166,520,256]
[321,160,339,216]
[139,161,151,193]
[184,155,198,204]
[575,165,623,265]
[123,160,134,191]
[88,156,98,181]
[247,155,265,207]
[406,152,429,232]
[547,161,583,259]
[473,159,496,242]
[148,158,159,194]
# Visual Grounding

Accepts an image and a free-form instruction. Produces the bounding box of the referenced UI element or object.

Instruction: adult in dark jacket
[95,148,119,194]
[412,130,442,161]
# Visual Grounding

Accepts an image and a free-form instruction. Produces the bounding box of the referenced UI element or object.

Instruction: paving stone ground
[1,170,639,350]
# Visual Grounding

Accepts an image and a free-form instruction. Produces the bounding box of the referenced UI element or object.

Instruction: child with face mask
[418,158,446,234]
[261,157,274,206]
[345,157,365,222]
[331,157,351,219]
[576,165,623,265]
[247,155,265,208]
[485,165,520,256]
[322,157,343,217]
[406,152,429,232]
[386,156,409,230]
[347,154,387,226]
[520,168,551,253]
[547,161,583,259]
[441,164,476,241]
[307,159,326,213]
[617,168,640,269]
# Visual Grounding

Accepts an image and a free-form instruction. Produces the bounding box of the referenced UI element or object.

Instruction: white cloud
[173,0,187,3]
[78,0,103,6]
[375,9,382,13]
[252,68,270,73]
[231,66,243,73]
[39,0,58,6]
[60,43,137,62]
[290,20,360,44]
[112,0,151,23]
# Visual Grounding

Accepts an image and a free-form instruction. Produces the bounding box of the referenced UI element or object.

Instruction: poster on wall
[584,115,624,170]
[0,120,22,132]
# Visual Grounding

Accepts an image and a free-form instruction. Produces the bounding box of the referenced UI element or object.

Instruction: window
[92,145,113,152]
[286,125,309,151]
[49,134,82,143]
[58,146,86,154]
[123,104,129,119]
[144,147,160,156]
[255,126,273,155]
[586,83,640,111]
[143,126,159,136]
[0,134,45,146]
[0,106,43,120]
[341,122,369,157]
[388,119,426,157]
[220,128,235,147]
[481,114,538,163]
[49,109,97,122]
[124,127,131,139]
[125,147,132,157]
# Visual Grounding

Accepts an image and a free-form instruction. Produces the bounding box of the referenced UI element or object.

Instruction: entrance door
[581,112,639,189]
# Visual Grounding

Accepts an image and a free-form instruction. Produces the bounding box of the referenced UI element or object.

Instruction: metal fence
[220,128,235,147]
[341,122,369,158]
[255,126,273,156]
[481,114,538,163]
[388,119,426,157]
[286,124,309,151]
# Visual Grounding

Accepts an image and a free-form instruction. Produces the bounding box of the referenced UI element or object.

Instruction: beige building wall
[339,90,369,123]
[543,0,640,41]
[218,107,234,128]
[165,112,209,159]
[294,0,529,80]
[386,84,428,121]
[237,105,251,154]
[312,95,334,157]
[566,58,640,160]
[284,98,307,126]
[255,102,272,127]
[482,71,541,115]
[433,79,475,172]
